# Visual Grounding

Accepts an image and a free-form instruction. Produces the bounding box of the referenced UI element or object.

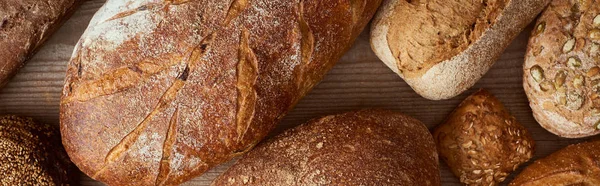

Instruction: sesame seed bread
[433,89,535,186]
[212,110,440,186]
[0,0,81,88]
[59,0,382,185]
[524,0,600,138]
[0,115,72,185]
[370,0,550,100]
[510,140,600,185]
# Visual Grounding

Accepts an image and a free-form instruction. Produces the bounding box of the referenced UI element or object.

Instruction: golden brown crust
[433,89,535,186]
[59,0,382,185]
[212,109,441,186]
[524,0,600,138]
[0,0,81,88]
[0,115,72,185]
[371,0,550,100]
[510,140,600,186]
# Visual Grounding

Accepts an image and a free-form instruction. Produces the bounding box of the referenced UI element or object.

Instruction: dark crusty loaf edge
[0,0,81,88]
[510,140,600,185]
[212,109,441,186]
[60,0,382,185]
[370,0,550,100]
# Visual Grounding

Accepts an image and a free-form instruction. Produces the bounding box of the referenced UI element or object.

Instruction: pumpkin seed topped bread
[0,115,72,185]
[524,0,600,138]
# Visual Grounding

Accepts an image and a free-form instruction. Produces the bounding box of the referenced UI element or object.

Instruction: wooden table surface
[0,1,594,185]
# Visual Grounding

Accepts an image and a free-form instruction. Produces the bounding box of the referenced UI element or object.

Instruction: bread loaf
[524,0,600,138]
[0,115,72,185]
[60,0,382,185]
[510,140,600,185]
[433,89,534,186]
[0,0,80,88]
[370,0,550,100]
[212,109,440,186]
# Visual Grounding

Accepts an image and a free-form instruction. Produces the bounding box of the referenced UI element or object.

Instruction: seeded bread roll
[524,0,600,138]
[433,89,535,186]
[212,110,441,186]
[510,140,600,185]
[0,0,80,88]
[370,0,550,100]
[0,115,72,185]
[60,0,382,185]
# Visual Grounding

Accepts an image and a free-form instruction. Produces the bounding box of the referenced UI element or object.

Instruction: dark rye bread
[212,110,440,186]
[510,140,600,185]
[0,115,72,185]
[524,0,600,138]
[370,0,551,100]
[0,0,80,88]
[60,0,382,185]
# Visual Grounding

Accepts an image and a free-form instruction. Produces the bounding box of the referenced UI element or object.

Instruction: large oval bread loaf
[212,109,441,186]
[510,140,600,185]
[523,0,600,138]
[0,115,72,185]
[0,0,80,88]
[370,0,550,100]
[60,0,382,185]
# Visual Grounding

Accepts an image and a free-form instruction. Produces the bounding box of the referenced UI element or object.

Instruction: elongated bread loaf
[212,110,440,186]
[510,140,600,185]
[524,0,600,138]
[0,0,80,88]
[370,0,550,100]
[60,0,382,185]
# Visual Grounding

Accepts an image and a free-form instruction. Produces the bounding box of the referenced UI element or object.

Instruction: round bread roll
[212,109,440,185]
[0,115,72,185]
[433,89,535,186]
[510,140,600,185]
[523,0,600,138]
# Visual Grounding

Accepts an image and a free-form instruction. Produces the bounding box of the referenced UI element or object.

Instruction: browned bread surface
[434,89,535,186]
[212,109,440,186]
[0,115,72,185]
[59,0,382,185]
[0,0,80,88]
[524,0,600,138]
[371,0,550,100]
[510,140,600,185]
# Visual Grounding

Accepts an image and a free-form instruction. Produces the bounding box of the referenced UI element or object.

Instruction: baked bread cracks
[371,0,550,100]
[60,0,382,185]
[524,0,600,138]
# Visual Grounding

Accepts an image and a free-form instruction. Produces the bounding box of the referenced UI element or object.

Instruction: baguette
[523,0,600,138]
[60,0,382,185]
[212,110,441,186]
[0,0,80,88]
[370,0,550,100]
[510,140,600,185]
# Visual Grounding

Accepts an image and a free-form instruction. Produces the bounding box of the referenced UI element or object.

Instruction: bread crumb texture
[434,89,534,186]
[524,0,600,138]
[510,140,600,185]
[212,109,440,186]
[0,115,72,185]
[384,0,507,77]
[0,0,79,87]
[59,0,382,185]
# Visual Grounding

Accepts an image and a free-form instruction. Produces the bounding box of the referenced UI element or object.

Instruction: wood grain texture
[0,0,592,185]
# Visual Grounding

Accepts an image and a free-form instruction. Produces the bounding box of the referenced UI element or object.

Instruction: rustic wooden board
[0,1,593,185]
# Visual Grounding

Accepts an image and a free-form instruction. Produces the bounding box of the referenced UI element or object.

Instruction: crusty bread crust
[60,0,382,185]
[510,140,600,185]
[523,0,600,138]
[212,109,440,186]
[434,89,534,186]
[0,0,81,88]
[371,0,550,100]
